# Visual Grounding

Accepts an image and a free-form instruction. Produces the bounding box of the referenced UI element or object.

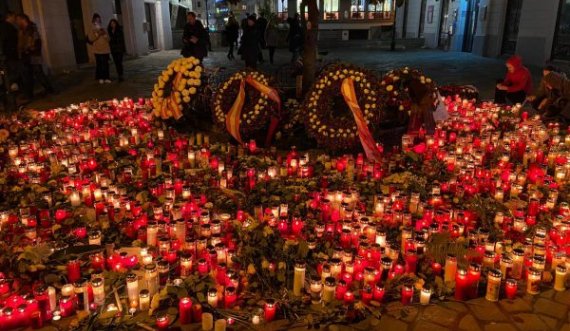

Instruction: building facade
[396,0,570,66]
[2,0,173,72]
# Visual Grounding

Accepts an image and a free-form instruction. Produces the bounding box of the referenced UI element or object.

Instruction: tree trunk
[302,0,319,93]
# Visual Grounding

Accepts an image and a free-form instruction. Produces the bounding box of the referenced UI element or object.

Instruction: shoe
[104,79,112,84]
[99,79,104,84]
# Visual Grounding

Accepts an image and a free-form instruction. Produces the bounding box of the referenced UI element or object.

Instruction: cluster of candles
[0,96,568,330]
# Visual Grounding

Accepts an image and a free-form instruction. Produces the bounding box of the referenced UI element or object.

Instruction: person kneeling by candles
[532,71,570,126]
[495,55,532,105]
[526,65,561,112]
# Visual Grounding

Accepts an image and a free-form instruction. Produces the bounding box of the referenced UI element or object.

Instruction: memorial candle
[214,319,226,331]
[444,254,457,283]
[323,277,336,303]
[505,278,517,299]
[67,259,81,283]
[139,289,150,311]
[144,263,159,297]
[293,260,306,296]
[455,268,469,300]
[467,263,481,299]
[179,297,193,325]
[511,248,524,280]
[554,265,567,291]
[420,287,431,305]
[156,313,169,331]
[126,273,139,308]
[485,269,502,302]
[180,253,193,278]
[202,313,213,331]
[91,277,105,306]
[401,286,413,305]
[207,288,218,307]
[224,286,237,308]
[59,296,74,317]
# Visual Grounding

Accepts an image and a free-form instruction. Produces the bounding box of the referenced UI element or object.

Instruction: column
[121,0,149,56]
[516,0,558,66]
[471,0,508,57]
[155,0,173,50]
[405,0,422,39]
[422,0,440,48]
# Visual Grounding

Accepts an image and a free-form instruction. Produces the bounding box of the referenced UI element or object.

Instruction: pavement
[21,45,543,111]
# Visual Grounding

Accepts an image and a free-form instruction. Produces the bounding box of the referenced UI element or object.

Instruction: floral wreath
[438,85,479,101]
[379,67,437,112]
[212,70,279,144]
[151,57,203,120]
[303,63,382,152]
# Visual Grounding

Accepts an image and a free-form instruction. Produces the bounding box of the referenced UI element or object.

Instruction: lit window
[351,0,365,19]
[368,0,392,20]
[323,0,339,20]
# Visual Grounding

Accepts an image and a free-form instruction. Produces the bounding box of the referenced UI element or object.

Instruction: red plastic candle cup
[431,262,442,275]
[505,279,517,299]
[67,259,81,283]
[335,280,348,300]
[401,286,413,305]
[59,295,74,317]
[373,283,385,302]
[361,286,373,304]
[191,303,202,322]
[178,297,192,325]
[224,286,237,308]
[264,299,277,322]
[343,291,355,305]
[197,258,208,275]
[156,313,169,331]
[455,268,469,301]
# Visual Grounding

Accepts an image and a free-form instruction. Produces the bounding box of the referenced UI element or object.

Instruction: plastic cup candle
[69,190,81,206]
[91,277,105,306]
[207,288,218,307]
[554,265,567,291]
[310,275,322,304]
[401,286,413,305]
[444,254,457,283]
[264,299,277,322]
[323,277,336,303]
[467,263,481,299]
[202,313,213,330]
[511,248,524,280]
[455,268,469,300]
[420,287,431,305]
[214,319,226,331]
[139,289,150,311]
[146,222,158,247]
[505,279,517,299]
[293,260,306,296]
[144,263,159,297]
[485,269,502,302]
[67,259,81,283]
[126,273,139,307]
[527,267,542,295]
[156,314,170,331]
[179,297,193,325]
[88,230,102,245]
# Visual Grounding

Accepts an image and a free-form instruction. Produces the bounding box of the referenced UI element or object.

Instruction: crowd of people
[181,11,303,69]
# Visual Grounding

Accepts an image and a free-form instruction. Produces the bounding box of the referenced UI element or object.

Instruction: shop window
[351,0,365,19]
[323,0,339,20]
[368,0,392,20]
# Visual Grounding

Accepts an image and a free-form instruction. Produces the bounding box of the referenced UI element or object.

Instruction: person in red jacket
[495,55,533,104]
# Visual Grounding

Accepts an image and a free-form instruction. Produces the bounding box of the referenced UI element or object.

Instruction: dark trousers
[267,47,276,64]
[111,52,124,79]
[21,63,53,99]
[245,57,257,69]
[495,88,526,105]
[228,42,235,58]
[95,54,110,80]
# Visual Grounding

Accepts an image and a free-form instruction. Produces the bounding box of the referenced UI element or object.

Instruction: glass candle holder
[139,289,150,311]
[554,265,567,292]
[526,267,541,295]
[420,286,431,305]
[444,254,457,283]
[323,277,336,303]
[207,288,218,308]
[91,277,105,306]
[264,299,277,322]
[309,275,322,304]
[293,260,306,296]
[505,278,517,299]
[485,268,502,302]
[126,273,139,308]
[144,263,159,297]
[401,286,413,305]
[511,248,524,280]
[179,297,193,325]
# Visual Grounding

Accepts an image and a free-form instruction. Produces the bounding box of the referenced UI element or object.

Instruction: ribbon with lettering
[340,77,382,162]
[225,75,281,146]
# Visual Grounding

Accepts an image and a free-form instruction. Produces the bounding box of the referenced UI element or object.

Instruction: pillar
[471,0,508,57]
[516,0,558,66]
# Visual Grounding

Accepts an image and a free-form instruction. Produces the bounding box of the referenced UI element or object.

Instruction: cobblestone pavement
[25,46,543,110]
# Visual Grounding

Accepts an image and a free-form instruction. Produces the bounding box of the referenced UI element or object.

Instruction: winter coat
[225,22,239,43]
[108,26,126,54]
[286,18,302,52]
[0,20,19,61]
[256,16,268,47]
[240,26,259,64]
[543,72,570,119]
[87,25,111,54]
[265,25,279,48]
[502,55,532,94]
[18,22,44,64]
[182,20,208,60]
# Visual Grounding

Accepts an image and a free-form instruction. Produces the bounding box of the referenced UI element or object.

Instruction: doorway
[418,0,427,38]
[552,0,570,61]
[501,0,522,55]
[144,3,156,50]
[463,0,480,52]
[67,0,89,64]
[437,0,451,48]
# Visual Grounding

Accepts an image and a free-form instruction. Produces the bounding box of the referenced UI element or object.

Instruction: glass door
[501,0,522,55]
[552,0,570,61]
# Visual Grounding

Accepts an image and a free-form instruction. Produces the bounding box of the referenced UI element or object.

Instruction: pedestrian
[532,71,570,124]
[494,55,532,105]
[0,12,20,94]
[16,13,55,99]
[239,15,259,69]
[286,14,301,63]
[225,15,239,60]
[256,14,267,63]
[107,18,126,82]
[181,12,208,62]
[241,13,249,30]
[265,18,279,65]
[527,65,560,111]
[407,78,436,135]
[87,13,111,84]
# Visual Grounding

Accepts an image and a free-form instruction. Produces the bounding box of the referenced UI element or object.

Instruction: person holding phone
[181,12,207,61]
[87,13,111,84]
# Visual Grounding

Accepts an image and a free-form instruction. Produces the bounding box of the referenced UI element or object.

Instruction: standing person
[256,14,267,63]
[181,12,208,62]
[107,19,126,82]
[495,55,532,105]
[265,18,279,65]
[407,78,436,135]
[286,14,301,63]
[240,15,259,69]
[225,16,239,60]
[87,13,111,84]
[0,12,20,95]
[16,13,55,99]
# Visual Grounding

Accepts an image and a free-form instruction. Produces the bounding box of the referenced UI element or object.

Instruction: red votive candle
[264,299,277,322]
[178,297,192,325]
[192,303,202,322]
[224,286,237,308]
[431,262,442,275]
[156,313,169,331]
[401,286,413,305]
[67,259,81,283]
[505,279,517,299]
[455,268,469,300]
[197,258,208,275]
[335,280,348,300]
[373,283,385,302]
[59,295,74,317]
[343,291,355,304]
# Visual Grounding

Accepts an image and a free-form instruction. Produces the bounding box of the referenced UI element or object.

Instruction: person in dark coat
[527,65,560,111]
[495,55,533,105]
[536,71,570,124]
[264,18,279,64]
[108,19,126,82]
[16,13,54,99]
[407,78,436,135]
[182,12,208,61]
[0,11,20,94]
[286,14,302,63]
[240,15,260,69]
[225,15,239,60]
[256,14,267,63]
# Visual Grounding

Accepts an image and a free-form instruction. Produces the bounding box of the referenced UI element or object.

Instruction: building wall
[471,0,508,57]
[516,0,558,66]
[422,0,440,48]
[21,0,76,73]
[405,0,422,39]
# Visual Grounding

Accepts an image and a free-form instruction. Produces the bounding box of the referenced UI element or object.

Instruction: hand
[526,95,536,102]
[538,99,549,110]
[190,36,198,44]
[496,84,508,91]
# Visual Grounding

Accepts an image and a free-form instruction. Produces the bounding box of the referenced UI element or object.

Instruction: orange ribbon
[225,75,281,145]
[340,77,382,162]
